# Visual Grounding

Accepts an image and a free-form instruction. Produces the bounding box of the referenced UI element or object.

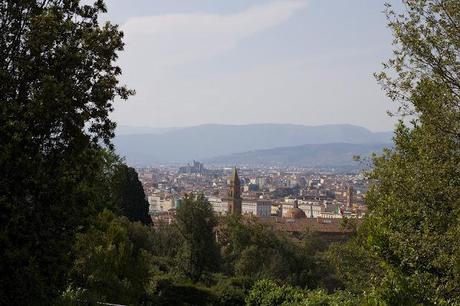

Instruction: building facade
[242,199,272,217]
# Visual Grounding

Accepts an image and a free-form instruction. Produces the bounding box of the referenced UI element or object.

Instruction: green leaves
[376,1,460,136]
[246,280,358,306]
[0,0,132,303]
[69,210,153,305]
[220,217,327,289]
[363,0,460,303]
[111,164,151,225]
[175,194,220,282]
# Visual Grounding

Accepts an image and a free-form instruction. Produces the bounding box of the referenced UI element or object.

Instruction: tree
[211,275,254,306]
[146,276,218,306]
[111,164,151,225]
[174,194,220,282]
[325,225,385,295]
[220,217,323,289]
[66,210,153,305]
[362,0,460,303]
[245,279,306,306]
[245,279,357,306]
[375,0,460,139]
[0,0,132,303]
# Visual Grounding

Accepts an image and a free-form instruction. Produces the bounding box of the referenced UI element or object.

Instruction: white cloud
[110,0,396,132]
[119,1,308,68]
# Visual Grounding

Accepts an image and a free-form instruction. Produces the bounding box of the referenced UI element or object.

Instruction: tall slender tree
[111,164,151,225]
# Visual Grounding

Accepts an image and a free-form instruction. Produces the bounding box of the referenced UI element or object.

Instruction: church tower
[346,186,353,209]
[227,167,242,215]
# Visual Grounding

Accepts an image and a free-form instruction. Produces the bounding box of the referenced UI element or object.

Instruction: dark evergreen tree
[0,0,132,303]
[111,164,151,225]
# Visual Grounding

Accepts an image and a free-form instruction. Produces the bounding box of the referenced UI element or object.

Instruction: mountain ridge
[113,123,393,165]
[205,142,389,169]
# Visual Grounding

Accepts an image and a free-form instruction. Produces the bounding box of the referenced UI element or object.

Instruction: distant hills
[116,125,177,135]
[205,143,389,169]
[113,124,392,167]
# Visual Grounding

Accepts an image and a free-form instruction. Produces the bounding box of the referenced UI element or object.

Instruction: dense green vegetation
[0,0,132,304]
[1,0,459,305]
[61,197,342,305]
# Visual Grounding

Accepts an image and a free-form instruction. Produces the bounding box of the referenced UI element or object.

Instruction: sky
[101,0,401,132]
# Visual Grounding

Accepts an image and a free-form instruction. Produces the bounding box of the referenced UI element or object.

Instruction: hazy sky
[102,0,400,132]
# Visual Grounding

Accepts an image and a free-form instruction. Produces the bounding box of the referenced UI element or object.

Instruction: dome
[283,207,306,219]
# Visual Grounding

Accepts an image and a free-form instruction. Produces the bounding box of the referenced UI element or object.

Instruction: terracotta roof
[256,217,360,234]
[283,207,306,219]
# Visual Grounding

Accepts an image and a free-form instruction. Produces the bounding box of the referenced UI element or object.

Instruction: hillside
[113,124,392,165]
[205,143,389,169]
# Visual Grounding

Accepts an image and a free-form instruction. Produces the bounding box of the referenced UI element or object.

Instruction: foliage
[376,0,460,134]
[340,217,358,234]
[0,0,132,303]
[221,216,327,289]
[246,279,358,306]
[362,0,460,304]
[67,209,153,305]
[150,221,183,261]
[144,274,217,306]
[111,164,151,225]
[82,150,151,224]
[325,222,385,294]
[245,279,305,306]
[175,194,221,282]
[210,275,254,306]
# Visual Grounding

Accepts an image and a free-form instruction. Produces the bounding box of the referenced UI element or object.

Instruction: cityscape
[140,161,366,226]
[1,0,458,305]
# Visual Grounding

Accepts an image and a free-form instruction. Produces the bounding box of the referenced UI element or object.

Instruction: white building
[282,198,323,218]
[208,197,228,215]
[148,194,174,213]
[207,196,272,217]
[242,199,272,217]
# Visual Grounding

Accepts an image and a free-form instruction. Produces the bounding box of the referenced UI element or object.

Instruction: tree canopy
[0,0,132,303]
[175,194,220,282]
[111,164,151,225]
[66,210,153,305]
[361,0,460,303]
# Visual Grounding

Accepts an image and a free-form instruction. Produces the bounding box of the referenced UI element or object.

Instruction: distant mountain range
[116,125,177,135]
[113,124,393,167]
[205,143,389,169]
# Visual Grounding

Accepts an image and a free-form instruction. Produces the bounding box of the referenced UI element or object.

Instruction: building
[346,186,353,208]
[148,193,174,213]
[227,167,242,215]
[242,199,272,217]
[208,196,228,215]
[282,198,323,218]
[282,200,306,219]
[178,160,205,174]
[298,201,322,218]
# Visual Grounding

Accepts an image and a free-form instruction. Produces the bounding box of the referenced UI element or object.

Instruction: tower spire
[227,166,242,215]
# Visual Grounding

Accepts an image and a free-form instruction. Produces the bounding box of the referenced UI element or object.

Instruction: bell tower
[346,186,353,209]
[228,167,242,215]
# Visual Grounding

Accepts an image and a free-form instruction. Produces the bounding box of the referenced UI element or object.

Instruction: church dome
[283,207,306,219]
